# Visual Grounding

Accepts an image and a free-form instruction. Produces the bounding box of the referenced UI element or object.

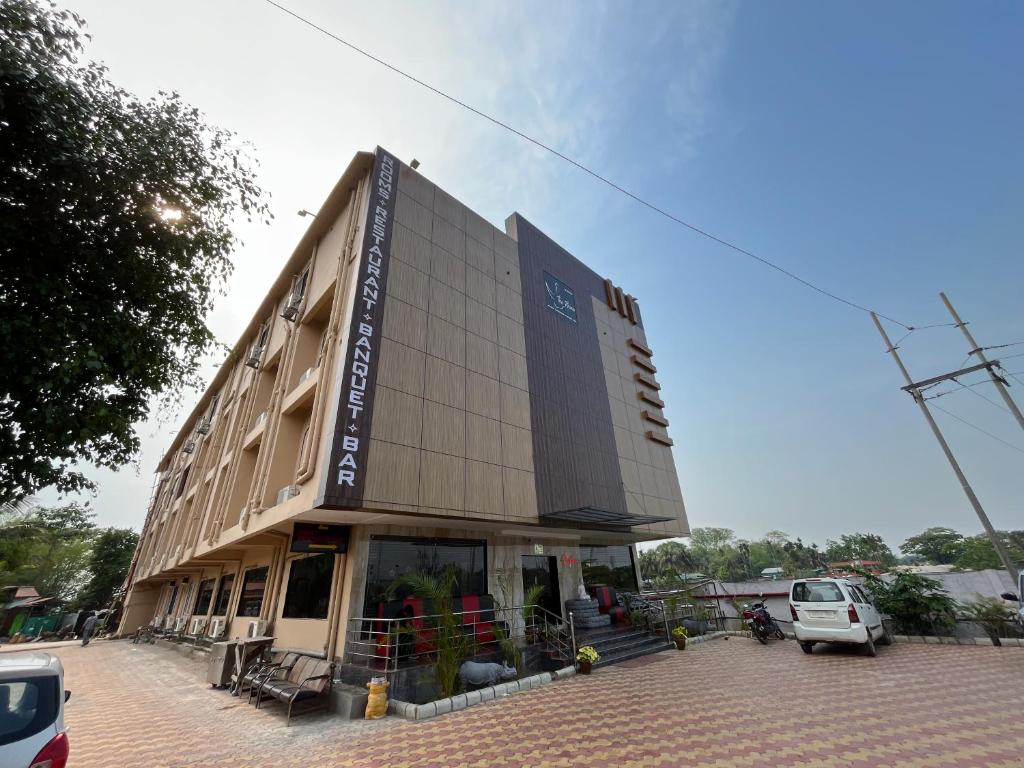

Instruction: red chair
[590,586,629,623]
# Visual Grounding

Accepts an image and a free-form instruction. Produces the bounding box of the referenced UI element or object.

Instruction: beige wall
[594,296,688,539]
[361,164,537,524]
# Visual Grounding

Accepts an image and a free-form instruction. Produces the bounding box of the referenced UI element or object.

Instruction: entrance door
[521,555,562,619]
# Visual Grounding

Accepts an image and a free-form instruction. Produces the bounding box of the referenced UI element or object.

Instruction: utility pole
[939,291,1024,433]
[871,313,1020,583]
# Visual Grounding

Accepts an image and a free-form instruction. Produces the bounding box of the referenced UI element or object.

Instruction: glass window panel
[580,545,638,592]
[236,567,269,617]
[193,579,216,615]
[282,555,334,619]
[212,573,235,616]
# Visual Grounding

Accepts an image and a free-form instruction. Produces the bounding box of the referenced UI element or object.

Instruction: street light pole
[871,312,1019,583]
[939,292,1024,433]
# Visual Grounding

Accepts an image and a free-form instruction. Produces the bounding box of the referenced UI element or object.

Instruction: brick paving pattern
[39,637,1024,767]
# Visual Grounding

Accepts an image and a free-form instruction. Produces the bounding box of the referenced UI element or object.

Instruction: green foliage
[0,0,269,502]
[671,625,688,638]
[0,502,95,603]
[953,533,1024,571]
[73,527,139,609]
[959,597,1017,644]
[824,533,895,566]
[522,583,545,627]
[640,529,827,584]
[576,645,599,663]
[858,571,957,636]
[387,566,475,699]
[900,527,966,565]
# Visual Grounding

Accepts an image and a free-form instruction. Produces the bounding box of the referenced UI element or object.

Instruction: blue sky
[50,1,1023,550]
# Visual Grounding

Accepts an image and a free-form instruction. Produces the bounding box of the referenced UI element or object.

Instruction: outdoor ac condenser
[173,616,187,632]
[275,485,298,506]
[190,617,207,636]
[208,618,226,639]
[164,615,177,630]
[247,620,268,638]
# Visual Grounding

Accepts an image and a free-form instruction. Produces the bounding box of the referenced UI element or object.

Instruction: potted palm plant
[576,645,599,674]
[672,625,688,650]
[522,584,546,644]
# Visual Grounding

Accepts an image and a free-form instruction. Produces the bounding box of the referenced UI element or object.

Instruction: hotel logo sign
[320,147,397,509]
[543,271,577,323]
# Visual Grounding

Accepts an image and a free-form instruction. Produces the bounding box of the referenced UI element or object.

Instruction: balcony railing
[344,603,572,676]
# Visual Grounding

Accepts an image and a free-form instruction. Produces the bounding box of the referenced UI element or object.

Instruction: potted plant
[576,645,599,674]
[672,625,688,650]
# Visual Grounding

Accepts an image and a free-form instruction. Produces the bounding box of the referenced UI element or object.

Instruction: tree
[0,0,269,502]
[74,527,139,609]
[0,502,96,603]
[824,533,895,566]
[900,527,966,565]
[954,532,1024,571]
[858,571,958,636]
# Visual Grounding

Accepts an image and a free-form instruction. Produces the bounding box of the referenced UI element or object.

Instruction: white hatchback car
[0,652,70,768]
[790,578,890,656]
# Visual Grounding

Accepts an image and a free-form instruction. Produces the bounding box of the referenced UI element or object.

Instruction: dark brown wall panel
[511,214,629,518]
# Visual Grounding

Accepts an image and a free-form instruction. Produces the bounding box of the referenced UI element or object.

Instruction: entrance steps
[576,625,672,668]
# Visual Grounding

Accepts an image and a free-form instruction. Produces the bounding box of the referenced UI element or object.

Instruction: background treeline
[0,501,138,610]
[639,526,1024,583]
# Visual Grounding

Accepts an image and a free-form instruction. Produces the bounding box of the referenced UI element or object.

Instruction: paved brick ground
[35,637,1024,767]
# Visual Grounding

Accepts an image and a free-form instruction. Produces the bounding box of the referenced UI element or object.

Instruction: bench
[253,655,334,726]
[241,651,300,702]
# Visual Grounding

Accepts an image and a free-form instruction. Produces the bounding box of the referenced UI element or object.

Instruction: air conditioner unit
[164,615,177,630]
[183,439,196,454]
[173,616,188,632]
[245,345,264,369]
[190,617,207,636]
[196,417,212,435]
[208,618,226,639]
[275,485,299,506]
[281,292,302,322]
[247,620,269,639]
[298,366,316,385]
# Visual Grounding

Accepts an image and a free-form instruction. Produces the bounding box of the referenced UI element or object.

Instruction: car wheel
[878,626,892,646]
[863,634,877,657]
[800,642,814,655]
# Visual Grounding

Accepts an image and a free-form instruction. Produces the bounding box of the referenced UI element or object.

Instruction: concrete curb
[388,667,572,721]
[891,634,1023,647]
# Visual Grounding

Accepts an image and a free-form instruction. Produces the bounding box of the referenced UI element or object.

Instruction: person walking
[80,613,98,646]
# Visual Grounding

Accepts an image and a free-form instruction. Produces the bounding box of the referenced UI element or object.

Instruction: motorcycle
[742,595,786,644]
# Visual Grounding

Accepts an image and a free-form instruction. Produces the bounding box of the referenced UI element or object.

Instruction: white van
[789,578,890,656]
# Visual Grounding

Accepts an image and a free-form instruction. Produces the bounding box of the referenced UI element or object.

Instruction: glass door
[521,555,562,618]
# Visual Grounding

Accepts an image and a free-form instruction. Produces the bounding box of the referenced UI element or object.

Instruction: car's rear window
[792,582,846,602]
[0,675,59,746]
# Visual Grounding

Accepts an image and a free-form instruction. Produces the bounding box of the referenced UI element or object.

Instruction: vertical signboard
[318,148,398,509]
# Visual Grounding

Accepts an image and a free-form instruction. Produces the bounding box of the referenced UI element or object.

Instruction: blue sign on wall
[544,271,577,323]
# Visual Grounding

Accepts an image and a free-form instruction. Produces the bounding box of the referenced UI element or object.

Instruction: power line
[931,403,1024,456]
[263,0,955,333]
[980,340,1024,352]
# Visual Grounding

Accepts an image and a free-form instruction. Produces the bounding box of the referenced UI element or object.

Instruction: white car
[789,578,890,656]
[0,652,70,768]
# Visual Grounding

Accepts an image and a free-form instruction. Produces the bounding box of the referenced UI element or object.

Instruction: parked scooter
[742,595,786,644]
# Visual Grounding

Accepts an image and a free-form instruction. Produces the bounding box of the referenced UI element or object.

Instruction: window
[165,582,178,615]
[792,582,845,602]
[282,555,334,619]
[293,267,309,300]
[212,574,235,616]
[581,545,638,592]
[364,537,487,615]
[174,466,190,499]
[236,567,269,617]
[0,676,59,746]
[850,585,871,604]
[194,579,216,615]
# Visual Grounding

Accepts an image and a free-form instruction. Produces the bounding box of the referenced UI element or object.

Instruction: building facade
[119,147,689,658]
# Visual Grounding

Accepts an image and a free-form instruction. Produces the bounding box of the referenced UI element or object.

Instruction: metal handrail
[344,603,573,675]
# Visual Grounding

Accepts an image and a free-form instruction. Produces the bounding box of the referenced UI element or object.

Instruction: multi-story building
[119,147,689,657]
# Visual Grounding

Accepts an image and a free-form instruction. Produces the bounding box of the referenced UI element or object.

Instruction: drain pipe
[324,553,346,661]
